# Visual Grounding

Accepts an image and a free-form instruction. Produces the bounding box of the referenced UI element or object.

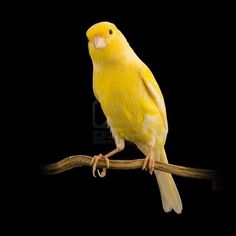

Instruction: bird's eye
[109,29,113,35]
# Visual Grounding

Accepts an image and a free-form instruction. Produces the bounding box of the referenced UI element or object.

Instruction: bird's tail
[154,149,182,214]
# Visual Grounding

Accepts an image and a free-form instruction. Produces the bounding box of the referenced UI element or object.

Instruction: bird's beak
[93,36,106,49]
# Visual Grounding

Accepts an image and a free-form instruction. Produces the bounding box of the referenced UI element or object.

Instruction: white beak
[93,36,106,49]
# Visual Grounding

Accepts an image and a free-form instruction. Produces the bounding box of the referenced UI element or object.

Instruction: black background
[9,4,226,234]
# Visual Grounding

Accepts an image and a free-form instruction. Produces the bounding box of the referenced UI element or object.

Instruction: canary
[86,22,182,213]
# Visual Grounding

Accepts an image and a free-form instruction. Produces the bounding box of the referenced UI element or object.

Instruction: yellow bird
[86,21,182,214]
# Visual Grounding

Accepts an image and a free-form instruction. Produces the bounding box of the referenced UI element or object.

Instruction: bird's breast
[93,66,161,143]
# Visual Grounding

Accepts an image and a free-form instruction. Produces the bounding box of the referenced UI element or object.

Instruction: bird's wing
[139,65,168,130]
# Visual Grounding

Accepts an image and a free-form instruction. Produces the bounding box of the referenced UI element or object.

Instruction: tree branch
[41,155,223,180]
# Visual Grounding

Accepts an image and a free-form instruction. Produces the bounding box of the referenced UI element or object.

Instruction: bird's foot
[91,154,110,178]
[142,150,155,175]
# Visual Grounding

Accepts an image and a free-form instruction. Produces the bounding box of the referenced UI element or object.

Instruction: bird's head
[86,21,129,63]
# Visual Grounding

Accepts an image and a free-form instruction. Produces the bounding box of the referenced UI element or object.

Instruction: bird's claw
[142,152,155,175]
[91,154,110,177]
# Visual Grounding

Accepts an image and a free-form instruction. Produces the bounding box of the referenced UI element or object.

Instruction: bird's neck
[92,46,140,69]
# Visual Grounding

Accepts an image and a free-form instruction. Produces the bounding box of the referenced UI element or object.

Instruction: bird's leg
[91,147,122,178]
[90,154,109,178]
[142,146,155,175]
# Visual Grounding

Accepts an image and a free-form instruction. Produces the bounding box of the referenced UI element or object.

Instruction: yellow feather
[87,21,182,213]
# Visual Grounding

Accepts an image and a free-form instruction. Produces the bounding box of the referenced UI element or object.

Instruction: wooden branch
[42,155,223,180]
